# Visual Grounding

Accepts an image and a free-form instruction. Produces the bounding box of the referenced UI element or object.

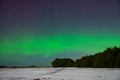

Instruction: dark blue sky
[1,0,120,35]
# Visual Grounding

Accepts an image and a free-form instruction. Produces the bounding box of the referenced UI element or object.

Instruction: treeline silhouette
[52,58,74,67]
[51,47,120,68]
[0,65,48,68]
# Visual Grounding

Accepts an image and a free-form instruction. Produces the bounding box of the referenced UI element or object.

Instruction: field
[0,68,120,80]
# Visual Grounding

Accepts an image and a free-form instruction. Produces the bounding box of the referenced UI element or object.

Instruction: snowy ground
[0,68,120,80]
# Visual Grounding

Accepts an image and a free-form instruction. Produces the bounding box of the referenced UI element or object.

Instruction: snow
[0,68,120,80]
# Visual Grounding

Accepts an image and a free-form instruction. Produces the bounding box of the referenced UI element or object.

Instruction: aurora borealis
[1,33,120,57]
[0,0,120,66]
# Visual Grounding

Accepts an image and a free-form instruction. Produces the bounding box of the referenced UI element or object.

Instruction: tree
[74,55,93,67]
[52,46,120,68]
[116,53,120,67]
[75,46,120,68]
[51,58,74,67]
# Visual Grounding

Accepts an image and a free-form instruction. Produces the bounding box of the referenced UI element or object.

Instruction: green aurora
[0,33,120,57]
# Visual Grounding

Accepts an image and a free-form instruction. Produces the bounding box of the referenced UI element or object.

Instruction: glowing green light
[0,33,120,57]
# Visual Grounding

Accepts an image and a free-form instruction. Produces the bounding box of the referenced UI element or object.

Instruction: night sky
[0,0,120,66]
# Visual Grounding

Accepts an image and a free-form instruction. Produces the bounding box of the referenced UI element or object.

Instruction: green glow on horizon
[0,33,120,57]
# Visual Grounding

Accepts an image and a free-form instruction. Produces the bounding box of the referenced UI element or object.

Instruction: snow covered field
[0,68,120,80]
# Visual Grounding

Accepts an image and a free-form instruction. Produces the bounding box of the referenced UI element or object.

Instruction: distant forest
[52,47,120,68]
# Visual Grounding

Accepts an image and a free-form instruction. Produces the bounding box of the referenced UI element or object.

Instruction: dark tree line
[51,58,74,67]
[51,47,120,68]
[0,65,41,68]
